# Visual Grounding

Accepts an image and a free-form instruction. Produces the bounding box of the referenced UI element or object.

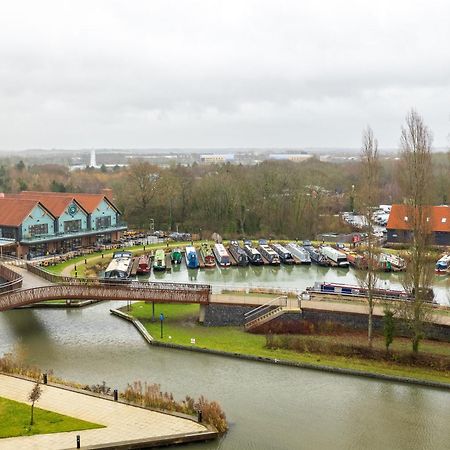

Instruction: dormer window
[404,216,408,222]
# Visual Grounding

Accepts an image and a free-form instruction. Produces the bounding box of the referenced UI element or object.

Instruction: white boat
[320,246,349,268]
[104,251,133,279]
[435,254,450,274]
[286,242,311,264]
[213,243,231,267]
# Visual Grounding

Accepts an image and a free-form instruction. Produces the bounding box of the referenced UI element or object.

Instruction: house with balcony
[0,189,127,258]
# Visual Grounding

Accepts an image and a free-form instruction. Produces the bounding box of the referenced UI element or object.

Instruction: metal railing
[19,222,128,244]
[244,295,287,323]
[0,262,23,294]
[0,282,211,311]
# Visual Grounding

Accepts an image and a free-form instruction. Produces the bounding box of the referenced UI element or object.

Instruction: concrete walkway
[5,265,53,289]
[211,293,450,326]
[0,374,212,449]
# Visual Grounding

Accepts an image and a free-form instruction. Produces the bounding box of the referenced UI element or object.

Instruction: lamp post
[160,313,164,339]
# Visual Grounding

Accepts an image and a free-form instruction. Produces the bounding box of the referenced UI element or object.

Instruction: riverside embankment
[1,300,450,450]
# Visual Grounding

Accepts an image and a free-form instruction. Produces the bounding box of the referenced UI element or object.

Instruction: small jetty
[195,248,206,269]
[226,249,238,266]
[129,257,140,277]
[165,253,172,272]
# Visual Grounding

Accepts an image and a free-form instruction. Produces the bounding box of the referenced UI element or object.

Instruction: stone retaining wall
[204,304,450,342]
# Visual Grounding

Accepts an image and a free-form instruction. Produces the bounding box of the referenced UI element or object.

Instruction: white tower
[89,149,97,168]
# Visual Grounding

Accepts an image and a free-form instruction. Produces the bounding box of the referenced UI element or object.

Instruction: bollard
[43,373,48,384]
[85,259,87,264]
[75,271,78,278]
[74,265,77,271]
[102,253,104,259]
[113,389,118,401]
[76,435,80,448]
[197,409,203,423]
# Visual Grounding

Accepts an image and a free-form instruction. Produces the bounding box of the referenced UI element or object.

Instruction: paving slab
[0,374,213,449]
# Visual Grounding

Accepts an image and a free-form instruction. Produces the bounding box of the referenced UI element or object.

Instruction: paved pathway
[0,374,210,449]
[211,293,450,326]
[4,265,53,290]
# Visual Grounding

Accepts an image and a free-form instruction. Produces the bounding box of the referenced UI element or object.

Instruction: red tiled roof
[17,191,116,214]
[0,198,54,227]
[8,193,87,217]
[387,204,450,233]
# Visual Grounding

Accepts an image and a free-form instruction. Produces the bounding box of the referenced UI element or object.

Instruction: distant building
[269,154,313,162]
[386,204,450,245]
[200,154,235,164]
[0,189,126,258]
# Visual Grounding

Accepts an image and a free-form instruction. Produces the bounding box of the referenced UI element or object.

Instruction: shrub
[121,381,228,433]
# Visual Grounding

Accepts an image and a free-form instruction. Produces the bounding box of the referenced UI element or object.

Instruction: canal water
[146,262,450,306]
[1,298,450,449]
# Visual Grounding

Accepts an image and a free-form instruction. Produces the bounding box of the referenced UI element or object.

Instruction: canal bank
[111,307,450,389]
[1,301,450,449]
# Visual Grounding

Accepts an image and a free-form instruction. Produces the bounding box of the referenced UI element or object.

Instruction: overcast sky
[1,0,449,151]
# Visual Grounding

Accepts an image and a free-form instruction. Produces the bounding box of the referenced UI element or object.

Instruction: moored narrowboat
[136,254,150,275]
[228,241,249,266]
[153,249,166,271]
[213,243,231,267]
[243,242,264,265]
[104,251,133,279]
[285,242,311,264]
[270,243,295,264]
[185,246,199,269]
[171,248,183,264]
[200,243,216,268]
[435,254,450,274]
[257,243,280,265]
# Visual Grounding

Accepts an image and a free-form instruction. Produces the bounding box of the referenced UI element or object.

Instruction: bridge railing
[0,282,211,311]
[0,262,23,293]
[25,263,211,293]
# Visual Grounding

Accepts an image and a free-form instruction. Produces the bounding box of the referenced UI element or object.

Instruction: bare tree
[399,109,434,353]
[356,126,380,347]
[29,379,42,426]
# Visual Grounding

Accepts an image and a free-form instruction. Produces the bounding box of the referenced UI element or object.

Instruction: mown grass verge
[0,396,103,438]
[126,302,450,386]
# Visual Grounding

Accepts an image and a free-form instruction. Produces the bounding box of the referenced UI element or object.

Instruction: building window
[442,218,447,223]
[1,227,16,239]
[29,223,49,236]
[404,216,408,222]
[64,219,82,233]
[96,216,111,229]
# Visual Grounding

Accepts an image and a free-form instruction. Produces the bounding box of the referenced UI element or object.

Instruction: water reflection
[0,302,449,449]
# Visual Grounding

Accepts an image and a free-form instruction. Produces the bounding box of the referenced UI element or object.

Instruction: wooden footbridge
[0,260,211,312]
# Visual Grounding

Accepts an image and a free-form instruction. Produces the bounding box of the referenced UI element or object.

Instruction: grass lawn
[127,302,450,385]
[0,396,103,439]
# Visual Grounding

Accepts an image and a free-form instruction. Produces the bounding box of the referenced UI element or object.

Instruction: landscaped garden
[0,396,103,438]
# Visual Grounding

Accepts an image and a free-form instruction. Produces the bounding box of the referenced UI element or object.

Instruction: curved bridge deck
[0,282,211,311]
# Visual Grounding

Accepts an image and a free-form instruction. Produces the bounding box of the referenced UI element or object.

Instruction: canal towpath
[0,374,215,449]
